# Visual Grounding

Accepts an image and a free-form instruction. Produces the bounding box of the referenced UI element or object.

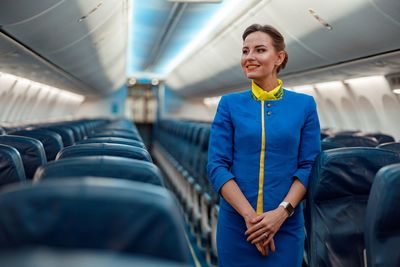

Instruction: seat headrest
[90,130,142,142]
[363,133,395,144]
[34,156,163,186]
[10,130,63,161]
[56,143,152,162]
[321,141,345,151]
[0,136,46,179]
[366,163,400,238]
[309,147,400,202]
[323,135,378,147]
[376,142,400,153]
[0,178,191,263]
[365,163,400,267]
[38,126,75,147]
[78,137,145,149]
[0,248,192,267]
[0,144,26,187]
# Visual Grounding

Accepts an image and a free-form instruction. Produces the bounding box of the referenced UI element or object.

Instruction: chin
[246,73,261,80]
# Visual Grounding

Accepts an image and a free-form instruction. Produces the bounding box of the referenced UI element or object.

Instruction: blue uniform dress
[207,88,321,267]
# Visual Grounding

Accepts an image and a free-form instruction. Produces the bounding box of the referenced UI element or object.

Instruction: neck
[254,76,278,92]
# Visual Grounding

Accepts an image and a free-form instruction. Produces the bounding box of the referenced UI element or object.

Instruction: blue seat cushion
[56,143,152,162]
[0,144,26,186]
[34,156,163,186]
[0,178,191,263]
[10,129,63,161]
[0,136,46,179]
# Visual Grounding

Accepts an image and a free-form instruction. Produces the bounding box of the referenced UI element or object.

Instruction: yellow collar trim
[251,79,283,101]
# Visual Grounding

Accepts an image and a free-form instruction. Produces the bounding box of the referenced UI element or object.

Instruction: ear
[275,51,285,66]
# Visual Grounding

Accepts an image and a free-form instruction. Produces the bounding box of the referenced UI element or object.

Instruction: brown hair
[242,24,288,73]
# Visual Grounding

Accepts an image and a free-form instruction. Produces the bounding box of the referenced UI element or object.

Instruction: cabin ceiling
[166,0,400,98]
[0,0,399,99]
[0,0,129,98]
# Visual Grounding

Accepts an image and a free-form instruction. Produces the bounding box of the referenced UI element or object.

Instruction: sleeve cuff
[213,169,235,194]
[292,170,309,188]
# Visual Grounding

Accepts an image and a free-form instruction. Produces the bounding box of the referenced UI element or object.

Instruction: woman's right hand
[244,215,274,256]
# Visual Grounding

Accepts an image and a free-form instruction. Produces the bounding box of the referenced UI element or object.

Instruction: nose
[244,50,256,61]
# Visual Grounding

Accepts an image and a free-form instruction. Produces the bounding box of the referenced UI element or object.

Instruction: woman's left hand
[245,207,288,245]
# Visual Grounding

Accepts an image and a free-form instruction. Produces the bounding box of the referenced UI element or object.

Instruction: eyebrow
[242,45,267,49]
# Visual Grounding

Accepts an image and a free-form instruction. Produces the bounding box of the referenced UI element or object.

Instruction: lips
[246,64,259,72]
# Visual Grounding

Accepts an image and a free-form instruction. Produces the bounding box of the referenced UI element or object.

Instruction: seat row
[306,147,400,267]
[0,118,193,266]
[154,119,400,267]
[153,119,218,265]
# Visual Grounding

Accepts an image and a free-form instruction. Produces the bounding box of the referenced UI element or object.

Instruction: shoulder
[221,90,251,102]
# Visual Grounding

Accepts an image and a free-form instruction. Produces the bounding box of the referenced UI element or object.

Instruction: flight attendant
[207,24,321,266]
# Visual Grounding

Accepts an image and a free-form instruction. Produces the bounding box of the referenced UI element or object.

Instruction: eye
[257,48,266,53]
[242,49,248,55]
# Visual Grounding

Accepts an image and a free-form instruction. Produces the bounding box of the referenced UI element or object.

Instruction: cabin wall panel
[345,76,400,139]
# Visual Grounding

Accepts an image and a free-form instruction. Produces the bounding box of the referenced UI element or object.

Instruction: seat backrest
[77,137,146,149]
[56,143,152,162]
[376,142,400,153]
[38,126,75,147]
[0,178,191,263]
[365,163,400,267]
[90,130,142,142]
[321,141,345,151]
[305,147,400,267]
[323,135,379,147]
[0,249,192,267]
[363,133,395,144]
[34,156,164,186]
[0,136,46,179]
[10,130,63,161]
[0,144,26,187]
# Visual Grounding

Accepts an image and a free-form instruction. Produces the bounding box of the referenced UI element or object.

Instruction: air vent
[78,2,103,22]
[386,72,400,94]
[308,9,333,30]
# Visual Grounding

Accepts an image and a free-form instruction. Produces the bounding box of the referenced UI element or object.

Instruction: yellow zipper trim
[256,100,265,215]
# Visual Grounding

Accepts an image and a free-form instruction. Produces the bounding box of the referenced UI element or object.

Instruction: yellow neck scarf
[251,79,284,101]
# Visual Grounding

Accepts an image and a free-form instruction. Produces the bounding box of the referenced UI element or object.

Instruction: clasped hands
[244,207,288,256]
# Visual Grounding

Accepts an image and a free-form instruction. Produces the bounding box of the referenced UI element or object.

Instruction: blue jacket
[207,89,321,215]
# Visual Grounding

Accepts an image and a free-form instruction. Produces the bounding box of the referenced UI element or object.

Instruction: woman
[207,24,321,266]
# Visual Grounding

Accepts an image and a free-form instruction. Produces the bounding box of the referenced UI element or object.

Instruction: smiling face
[241,31,285,86]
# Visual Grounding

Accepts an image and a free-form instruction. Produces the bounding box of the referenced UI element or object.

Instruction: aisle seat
[305,147,400,267]
[34,156,164,187]
[0,135,46,179]
[10,129,63,161]
[0,144,26,187]
[365,163,400,267]
[56,143,152,163]
[0,178,191,263]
